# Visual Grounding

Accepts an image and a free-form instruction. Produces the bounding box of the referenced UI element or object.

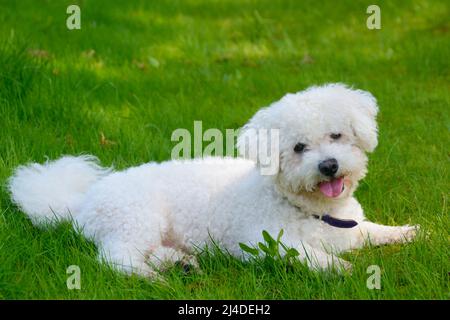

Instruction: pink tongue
[319,177,344,198]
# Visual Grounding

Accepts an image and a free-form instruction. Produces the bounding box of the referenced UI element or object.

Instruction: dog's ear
[237,107,271,163]
[350,89,379,153]
[237,106,280,176]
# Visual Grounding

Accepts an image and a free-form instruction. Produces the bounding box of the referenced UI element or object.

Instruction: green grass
[0,0,449,299]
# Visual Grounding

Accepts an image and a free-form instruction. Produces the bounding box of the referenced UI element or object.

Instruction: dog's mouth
[318,176,345,198]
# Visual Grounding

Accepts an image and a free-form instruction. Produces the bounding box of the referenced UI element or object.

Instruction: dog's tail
[7,155,111,226]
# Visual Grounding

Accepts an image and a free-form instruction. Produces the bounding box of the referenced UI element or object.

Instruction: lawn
[0,0,448,299]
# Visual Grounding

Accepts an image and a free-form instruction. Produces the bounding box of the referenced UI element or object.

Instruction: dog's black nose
[319,158,339,177]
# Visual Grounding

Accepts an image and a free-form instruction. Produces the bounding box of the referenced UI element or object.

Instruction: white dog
[8,83,418,277]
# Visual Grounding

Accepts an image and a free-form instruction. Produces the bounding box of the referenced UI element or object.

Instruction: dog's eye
[330,133,342,140]
[293,143,306,153]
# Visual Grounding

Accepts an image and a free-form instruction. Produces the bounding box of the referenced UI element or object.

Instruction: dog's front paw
[399,224,420,242]
[335,259,353,274]
[307,254,352,274]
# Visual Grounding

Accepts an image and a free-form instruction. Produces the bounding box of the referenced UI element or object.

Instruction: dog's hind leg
[98,242,198,279]
[146,246,199,272]
[97,243,161,279]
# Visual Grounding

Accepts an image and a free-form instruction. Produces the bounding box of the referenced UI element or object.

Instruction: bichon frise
[8,83,418,277]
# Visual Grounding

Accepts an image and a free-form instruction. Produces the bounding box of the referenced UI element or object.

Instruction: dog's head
[237,83,378,206]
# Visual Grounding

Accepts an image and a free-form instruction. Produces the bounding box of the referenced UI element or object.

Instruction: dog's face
[238,83,378,203]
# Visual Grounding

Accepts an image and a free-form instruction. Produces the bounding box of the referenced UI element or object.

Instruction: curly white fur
[8,83,418,276]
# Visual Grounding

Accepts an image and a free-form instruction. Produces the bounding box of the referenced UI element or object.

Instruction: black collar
[313,214,358,228]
